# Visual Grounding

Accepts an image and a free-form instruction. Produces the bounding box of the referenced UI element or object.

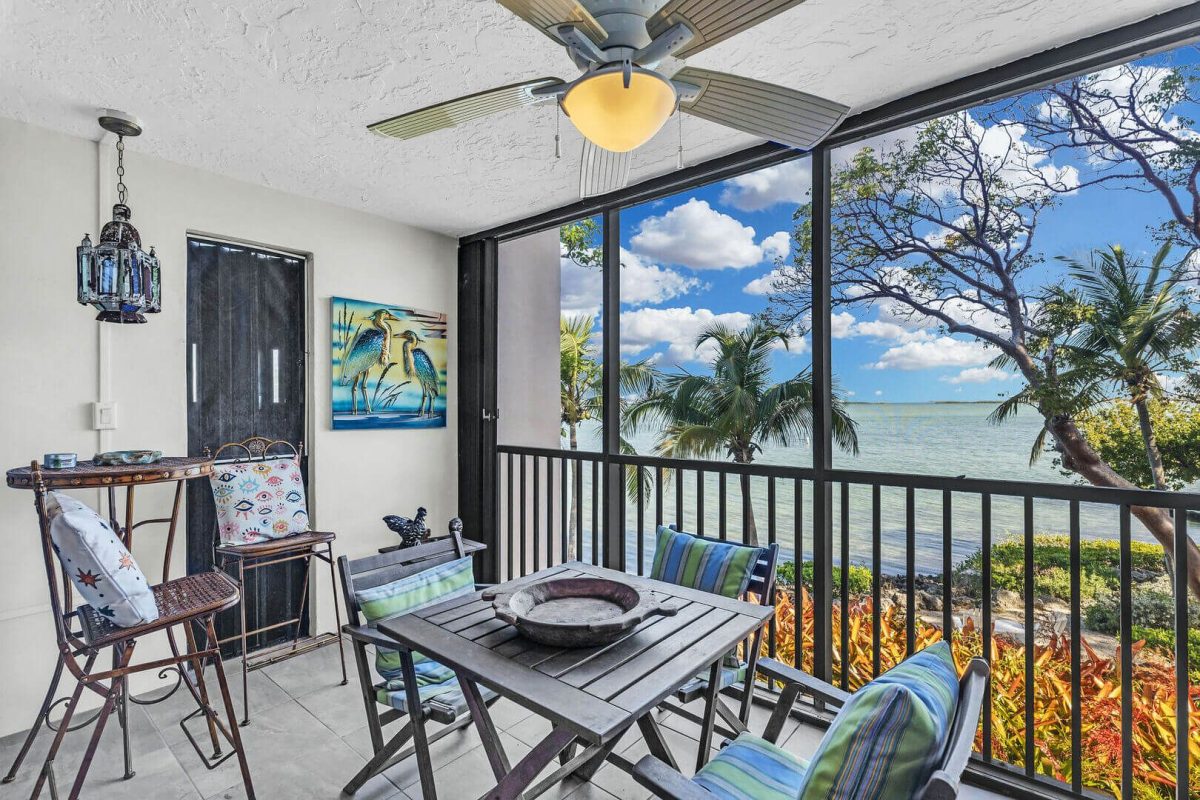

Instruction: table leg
[458,674,513,785]
[571,725,629,782]
[636,713,679,772]
[478,727,575,800]
[400,649,438,800]
[695,661,722,771]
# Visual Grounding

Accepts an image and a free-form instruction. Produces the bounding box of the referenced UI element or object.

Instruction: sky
[560,45,1199,404]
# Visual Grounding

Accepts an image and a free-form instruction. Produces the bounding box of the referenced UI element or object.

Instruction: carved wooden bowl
[483,577,678,648]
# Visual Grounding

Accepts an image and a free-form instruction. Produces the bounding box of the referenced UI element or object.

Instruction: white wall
[0,117,458,737]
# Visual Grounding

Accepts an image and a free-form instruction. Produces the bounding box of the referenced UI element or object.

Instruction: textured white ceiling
[0,0,1191,236]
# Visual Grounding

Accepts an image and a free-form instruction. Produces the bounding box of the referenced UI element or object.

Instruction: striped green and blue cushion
[796,641,960,800]
[692,733,809,800]
[354,556,475,681]
[650,526,763,599]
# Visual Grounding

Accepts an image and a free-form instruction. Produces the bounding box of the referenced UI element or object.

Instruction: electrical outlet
[93,401,117,430]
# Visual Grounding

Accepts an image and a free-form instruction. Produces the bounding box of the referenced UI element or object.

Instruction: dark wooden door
[186,238,308,655]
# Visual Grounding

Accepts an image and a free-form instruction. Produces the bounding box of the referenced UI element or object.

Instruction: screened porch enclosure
[456,9,1200,799]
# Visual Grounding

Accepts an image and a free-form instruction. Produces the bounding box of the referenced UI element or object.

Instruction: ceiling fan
[368,0,849,198]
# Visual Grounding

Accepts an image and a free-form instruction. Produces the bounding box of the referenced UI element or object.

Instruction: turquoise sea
[558,403,1195,575]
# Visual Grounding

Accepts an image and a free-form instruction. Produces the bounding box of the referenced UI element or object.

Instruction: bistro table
[378,561,774,800]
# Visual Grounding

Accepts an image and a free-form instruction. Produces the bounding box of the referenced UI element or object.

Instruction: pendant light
[76,111,162,324]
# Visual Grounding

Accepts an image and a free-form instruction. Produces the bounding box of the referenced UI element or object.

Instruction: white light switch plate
[93,401,117,430]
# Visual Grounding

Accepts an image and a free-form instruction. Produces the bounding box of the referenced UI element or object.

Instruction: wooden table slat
[533,604,689,680]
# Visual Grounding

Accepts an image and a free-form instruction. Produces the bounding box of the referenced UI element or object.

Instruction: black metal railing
[496,443,1198,800]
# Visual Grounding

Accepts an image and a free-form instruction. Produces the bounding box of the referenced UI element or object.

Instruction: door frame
[185,229,319,605]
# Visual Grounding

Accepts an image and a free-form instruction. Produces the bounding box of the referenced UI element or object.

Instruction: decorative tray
[483,577,678,648]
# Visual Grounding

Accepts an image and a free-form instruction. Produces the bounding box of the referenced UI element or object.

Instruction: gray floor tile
[260,643,348,700]
[140,664,291,747]
[292,673,365,737]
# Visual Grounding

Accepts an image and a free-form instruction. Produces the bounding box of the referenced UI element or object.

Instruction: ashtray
[93,450,163,466]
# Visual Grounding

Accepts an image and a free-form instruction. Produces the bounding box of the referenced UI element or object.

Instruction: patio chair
[18,463,255,799]
[337,529,498,796]
[653,525,780,762]
[208,436,347,725]
[633,641,990,800]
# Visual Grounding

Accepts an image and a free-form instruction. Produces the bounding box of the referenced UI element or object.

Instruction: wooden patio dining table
[377,561,774,800]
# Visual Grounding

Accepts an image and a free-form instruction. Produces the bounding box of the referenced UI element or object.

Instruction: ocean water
[558,403,1191,575]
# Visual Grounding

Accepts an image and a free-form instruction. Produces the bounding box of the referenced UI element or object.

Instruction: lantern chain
[115,134,128,205]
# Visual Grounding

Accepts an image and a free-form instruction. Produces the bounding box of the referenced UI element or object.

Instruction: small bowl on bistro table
[483,577,679,648]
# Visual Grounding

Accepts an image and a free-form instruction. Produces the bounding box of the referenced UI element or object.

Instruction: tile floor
[0,644,1003,799]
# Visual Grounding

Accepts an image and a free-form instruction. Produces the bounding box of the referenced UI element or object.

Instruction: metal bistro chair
[19,462,255,800]
[209,436,347,725]
[657,525,780,762]
[337,528,498,796]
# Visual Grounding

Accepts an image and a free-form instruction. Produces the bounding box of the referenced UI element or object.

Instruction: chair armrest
[341,623,398,649]
[632,756,716,800]
[474,583,496,590]
[758,658,852,708]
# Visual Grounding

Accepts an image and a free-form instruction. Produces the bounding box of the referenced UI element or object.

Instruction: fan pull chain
[555,103,562,159]
[676,110,684,170]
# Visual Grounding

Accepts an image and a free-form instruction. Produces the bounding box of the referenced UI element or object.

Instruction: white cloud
[720,159,812,212]
[830,311,856,339]
[760,231,790,261]
[559,246,699,317]
[629,199,782,270]
[940,366,1014,384]
[620,307,755,364]
[874,390,884,397]
[869,337,992,371]
[743,265,800,296]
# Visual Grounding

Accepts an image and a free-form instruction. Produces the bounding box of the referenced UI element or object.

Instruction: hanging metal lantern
[77,111,161,324]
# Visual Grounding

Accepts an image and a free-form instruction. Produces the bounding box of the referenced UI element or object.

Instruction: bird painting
[398,330,440,417]
[332,297,448,430]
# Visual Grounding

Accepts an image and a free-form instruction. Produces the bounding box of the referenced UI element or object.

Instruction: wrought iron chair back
[210,435,302,466]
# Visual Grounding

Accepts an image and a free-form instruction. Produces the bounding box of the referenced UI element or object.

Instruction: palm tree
[625,321,859,547]
[560,314,657,557]
[1054,243,1196,490]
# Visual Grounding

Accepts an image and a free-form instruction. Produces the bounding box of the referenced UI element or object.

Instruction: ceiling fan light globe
[561,68,676,153]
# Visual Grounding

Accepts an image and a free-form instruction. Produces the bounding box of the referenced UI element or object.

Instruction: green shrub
[777,560,872,598]
[1130,625,1200,681]
[1086,589,1200,635]
[954,534,1164,602]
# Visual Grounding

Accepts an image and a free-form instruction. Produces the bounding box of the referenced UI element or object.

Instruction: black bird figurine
[383,507,429,548]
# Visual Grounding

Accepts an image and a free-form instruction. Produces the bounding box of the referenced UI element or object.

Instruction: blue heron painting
[331,296,447,430]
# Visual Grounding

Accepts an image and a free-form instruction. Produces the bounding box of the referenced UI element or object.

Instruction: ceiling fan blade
[368,77,565,140]
[579,140,631,198]
[647,0,806,58]
[674,67,848,150]
[496,0,607,44]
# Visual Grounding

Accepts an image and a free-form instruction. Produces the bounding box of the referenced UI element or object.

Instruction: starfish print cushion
[45,491,159,627]
[209,457,310,546]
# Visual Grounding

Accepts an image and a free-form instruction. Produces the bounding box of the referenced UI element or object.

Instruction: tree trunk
[1133,397,1168,491]
[1049,414,1200,599]
[735,453,760,548]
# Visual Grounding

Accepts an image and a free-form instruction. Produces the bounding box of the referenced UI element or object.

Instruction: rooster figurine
[383,507,429,548]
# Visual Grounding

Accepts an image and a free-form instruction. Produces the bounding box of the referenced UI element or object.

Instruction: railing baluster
[506,452,514,582]
[1120,504,1133,800]
[982,492,993,762]
[1024,496,1035,778]
[636,465,645,576]
[795,477,803,670]
[872,484,881,678]
[575,456,583,563]
[697,469,705,537]
[906,486,915,657]
[942,490,953,647]
[591,459,600,566]
[532,455,540,573]
[742,475,752,546]
[718,471,727,541]
[767,477,778,660]
[839,481,850,691]
[655,466,663,530]
[1173,506,1188,800]
[560,457,568,567]
[1069,500,1082,794]
[519,455,527,577]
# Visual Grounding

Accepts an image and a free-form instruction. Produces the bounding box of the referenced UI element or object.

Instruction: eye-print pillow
[209,457,310,546]
[45,491,159,627]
